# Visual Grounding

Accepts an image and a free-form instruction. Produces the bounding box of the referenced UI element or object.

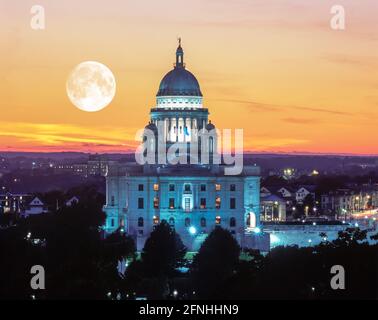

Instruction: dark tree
[141,220,187,277]
[191,227,240,299]
[124,221,186,299]
[0,189,135,300]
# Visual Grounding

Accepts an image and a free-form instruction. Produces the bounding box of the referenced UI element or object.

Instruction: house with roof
[277,187,295,199]
[260,186,273,197]
[22,197,48,217]
[295,185,316,204]
[65,196,79,207]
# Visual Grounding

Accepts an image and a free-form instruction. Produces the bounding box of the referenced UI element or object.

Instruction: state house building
[103,41,268,251]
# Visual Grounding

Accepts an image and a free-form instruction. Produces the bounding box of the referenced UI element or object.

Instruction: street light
[254,227,261,234]
[189,226,197,235]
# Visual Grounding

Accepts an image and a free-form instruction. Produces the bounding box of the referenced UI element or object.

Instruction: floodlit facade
[103,42,268,251]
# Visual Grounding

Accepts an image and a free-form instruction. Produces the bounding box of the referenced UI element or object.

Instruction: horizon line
[0,150,377,158]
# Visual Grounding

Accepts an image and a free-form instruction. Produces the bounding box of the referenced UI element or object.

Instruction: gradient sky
[0,0,377,154]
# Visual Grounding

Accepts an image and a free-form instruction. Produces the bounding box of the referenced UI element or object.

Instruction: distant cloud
[283,117,321,124]
[323,54,378,68]
[0,121,139,152]
[212,98,352,116]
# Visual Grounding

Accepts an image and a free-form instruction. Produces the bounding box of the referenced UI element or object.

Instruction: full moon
[66,61,116,112]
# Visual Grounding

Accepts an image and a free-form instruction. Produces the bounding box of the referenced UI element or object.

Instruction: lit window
[153,215,159,225]
[215,197,221,209]
[153,197,159,209]
[184,198,191,212]
[215,216,221,224]
[200,198,206,209]
[153,184,159,191]
[215,184,221,191]
[169,198,175,209]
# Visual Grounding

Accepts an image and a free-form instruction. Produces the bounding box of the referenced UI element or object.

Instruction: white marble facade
[103,42,267,251]
[104,164,261,250]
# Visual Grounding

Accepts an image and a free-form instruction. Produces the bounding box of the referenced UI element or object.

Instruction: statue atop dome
[176,37,184,68]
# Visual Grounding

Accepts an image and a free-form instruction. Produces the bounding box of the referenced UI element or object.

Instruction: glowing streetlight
[189,226,197,235]
[254,227,261,234]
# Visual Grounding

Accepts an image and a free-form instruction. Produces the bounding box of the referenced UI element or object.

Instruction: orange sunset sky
[0,0,377,155]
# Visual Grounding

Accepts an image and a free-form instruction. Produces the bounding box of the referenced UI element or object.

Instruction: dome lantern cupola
[148,40,215,155]
[156,39,203,109]
[176,37,184,68]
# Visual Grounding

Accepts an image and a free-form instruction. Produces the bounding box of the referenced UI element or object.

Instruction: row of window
[137,216,236,228]
[137,197,236,210]
[137,183,237,192]
[109,214,257,229]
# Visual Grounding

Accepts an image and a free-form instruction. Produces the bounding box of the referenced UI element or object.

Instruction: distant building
[321,189,354,218]
[65,196,79,207]
[72,163,89,176]
[261,194,286,222]
[277,187,295,199]
[321,187,378,218]
[0,192,30,214]
[103,42,267,251]
[54,156,116,177]
[22,197,48,217]
[88,155,117,176]
[260,186,273,197]
[295,186,316,204]
[54,164,75,174]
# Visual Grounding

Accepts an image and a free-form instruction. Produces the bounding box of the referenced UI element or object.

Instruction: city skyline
[1,0,377,155]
